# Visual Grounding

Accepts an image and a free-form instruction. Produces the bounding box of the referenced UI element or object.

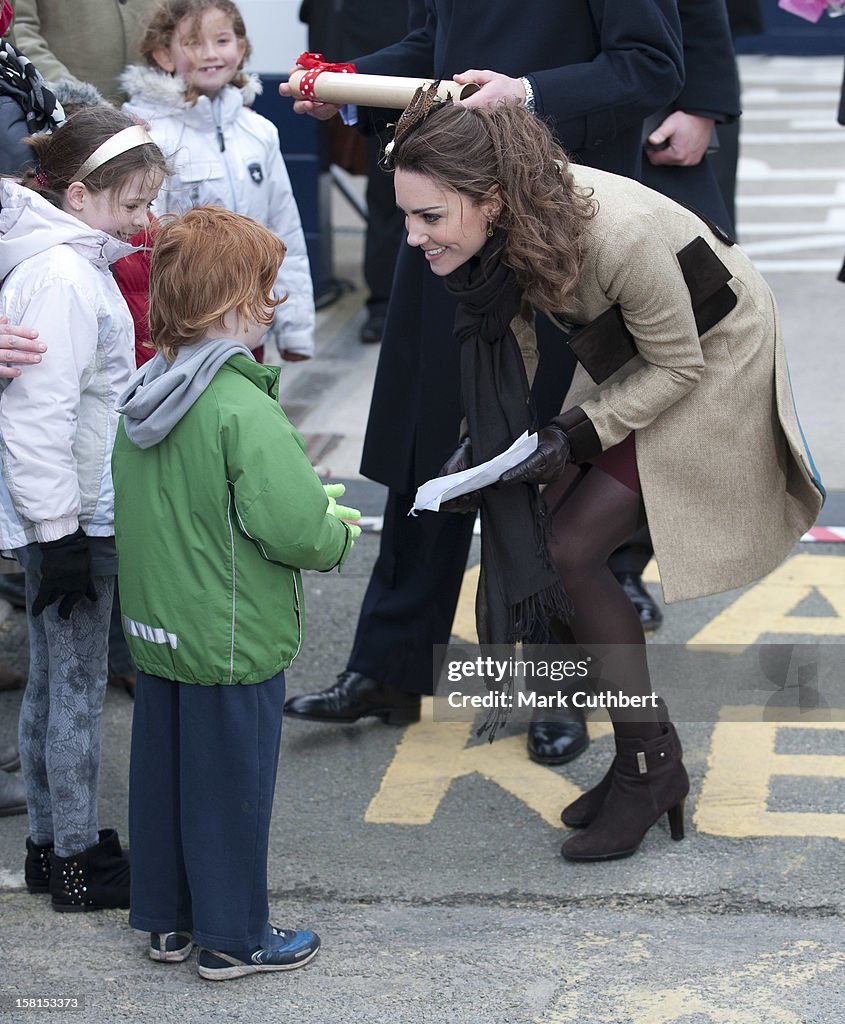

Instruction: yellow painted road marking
[695,706,845,838]
[431,556,845,838]
[687,554,845,648]
[451,563,480,643]
[458,555,845,648]
[364,697,611,827]
[538,939,845,1023]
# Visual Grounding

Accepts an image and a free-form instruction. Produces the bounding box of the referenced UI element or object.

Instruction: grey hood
[117,337,253,449]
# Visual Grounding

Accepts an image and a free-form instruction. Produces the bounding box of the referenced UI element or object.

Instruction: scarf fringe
[508,581,574,647]
[476,581,575,743]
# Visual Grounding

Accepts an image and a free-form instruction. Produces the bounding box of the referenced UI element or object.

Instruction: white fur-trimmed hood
[120,64,262,113]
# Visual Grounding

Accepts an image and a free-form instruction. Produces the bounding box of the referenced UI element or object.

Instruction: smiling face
[394,168,499,277]
[67,169,163,242]
[153,7,246,99]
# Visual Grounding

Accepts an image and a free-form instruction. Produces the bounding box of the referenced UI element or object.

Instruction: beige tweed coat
[551,165,824,604]
[11,0,151,103]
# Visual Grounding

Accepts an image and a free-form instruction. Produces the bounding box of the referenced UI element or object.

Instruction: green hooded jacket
[112,350,354,685]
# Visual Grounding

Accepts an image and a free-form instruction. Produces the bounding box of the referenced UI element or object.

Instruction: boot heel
[667,800,685,841]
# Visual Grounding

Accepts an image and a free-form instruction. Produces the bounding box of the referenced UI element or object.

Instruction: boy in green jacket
[112,206,359,981]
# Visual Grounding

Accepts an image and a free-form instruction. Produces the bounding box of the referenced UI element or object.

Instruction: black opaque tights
[543,462,662,741]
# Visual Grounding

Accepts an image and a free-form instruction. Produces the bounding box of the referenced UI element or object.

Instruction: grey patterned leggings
[18,568,114,858]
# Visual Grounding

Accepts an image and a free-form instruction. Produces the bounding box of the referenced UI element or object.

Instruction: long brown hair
[140,0,252,101]
[390,102,597,313]
[23,106,168,207]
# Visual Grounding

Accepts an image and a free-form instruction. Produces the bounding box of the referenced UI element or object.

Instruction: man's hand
[646,111,715,167]
[0,317,44,379]
[453,69,527,109]
[279,71,342,119]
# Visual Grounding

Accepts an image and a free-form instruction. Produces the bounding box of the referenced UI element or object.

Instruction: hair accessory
[381,83,450,169]
[33,165,50,188]
[72,124,156,182]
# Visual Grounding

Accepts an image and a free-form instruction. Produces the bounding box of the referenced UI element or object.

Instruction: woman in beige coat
[387,95,824,863]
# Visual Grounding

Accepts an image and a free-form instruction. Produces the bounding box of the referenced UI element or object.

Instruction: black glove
[437,435,480,514]
[31,528,97,620]
[499,424,572,485]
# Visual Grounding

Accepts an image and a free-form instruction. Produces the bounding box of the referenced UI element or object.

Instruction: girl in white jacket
[122,0,315,361]
[0,105,166,911]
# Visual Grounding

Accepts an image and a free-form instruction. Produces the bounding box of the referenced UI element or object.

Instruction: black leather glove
[499,424,572,485]
[31,528,97,619]
[437,435,480,514]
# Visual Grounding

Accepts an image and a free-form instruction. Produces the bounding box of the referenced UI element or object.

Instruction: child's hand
[323,483,362,524]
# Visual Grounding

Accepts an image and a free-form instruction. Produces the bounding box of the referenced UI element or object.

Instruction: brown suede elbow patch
[553,407,603,463]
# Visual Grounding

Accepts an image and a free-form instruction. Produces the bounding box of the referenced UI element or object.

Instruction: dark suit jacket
[642,0,741,233]
[725,0,764,37]
[352,0,684,491]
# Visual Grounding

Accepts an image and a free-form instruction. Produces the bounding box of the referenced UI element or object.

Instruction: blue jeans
[128,670,286,958]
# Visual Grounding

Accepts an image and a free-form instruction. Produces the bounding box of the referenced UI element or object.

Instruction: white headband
[73,124,156,182]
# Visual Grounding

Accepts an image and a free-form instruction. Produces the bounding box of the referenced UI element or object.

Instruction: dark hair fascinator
[381,83,452,169]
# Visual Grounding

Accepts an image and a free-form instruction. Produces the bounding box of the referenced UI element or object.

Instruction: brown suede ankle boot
[561,724,688,862]
[560,698,677,829]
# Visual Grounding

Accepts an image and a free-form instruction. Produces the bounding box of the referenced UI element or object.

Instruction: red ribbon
[294,52,357,100]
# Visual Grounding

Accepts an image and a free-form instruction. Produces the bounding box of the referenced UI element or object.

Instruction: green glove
[323,483,362,538]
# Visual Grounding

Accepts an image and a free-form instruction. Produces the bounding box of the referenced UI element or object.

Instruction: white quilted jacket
[122,65,315,359]
[0,181,136,549]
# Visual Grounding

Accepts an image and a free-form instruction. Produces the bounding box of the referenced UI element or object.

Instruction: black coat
[0,94,33,174]
[354,0,684,491]
[641,0,741,233]
[725,0,764,38]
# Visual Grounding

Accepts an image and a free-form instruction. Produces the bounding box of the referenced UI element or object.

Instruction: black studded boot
[25,837,53,894]
[49,829,130,912]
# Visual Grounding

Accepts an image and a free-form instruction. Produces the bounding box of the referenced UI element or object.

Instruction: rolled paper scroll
[287,70,479,109]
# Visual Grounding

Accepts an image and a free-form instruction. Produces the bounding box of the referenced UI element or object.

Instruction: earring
[487,224,494,237]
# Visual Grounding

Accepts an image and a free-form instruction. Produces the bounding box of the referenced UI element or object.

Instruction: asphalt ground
[0,56,844,1024]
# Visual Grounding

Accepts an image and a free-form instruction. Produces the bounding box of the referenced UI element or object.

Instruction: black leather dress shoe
[0,664,25,692]
[614,571,664,632]
[0,769,26,816]
[360,312,386,345]
[527,713,589,766]
[284,670,421,726]
[0,572,26,609]
[0,741,21,773]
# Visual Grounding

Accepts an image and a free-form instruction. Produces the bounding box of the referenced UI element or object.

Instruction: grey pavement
[1,56,845,1024]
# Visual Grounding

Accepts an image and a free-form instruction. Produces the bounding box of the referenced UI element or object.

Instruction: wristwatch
[520,76,536,115]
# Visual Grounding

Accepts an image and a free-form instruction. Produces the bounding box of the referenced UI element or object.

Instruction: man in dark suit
[607,0,742,628]
[338,0,410,343]
[281,0,684,765]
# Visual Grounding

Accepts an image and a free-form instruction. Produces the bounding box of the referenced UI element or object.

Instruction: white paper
[411,431,538,514]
